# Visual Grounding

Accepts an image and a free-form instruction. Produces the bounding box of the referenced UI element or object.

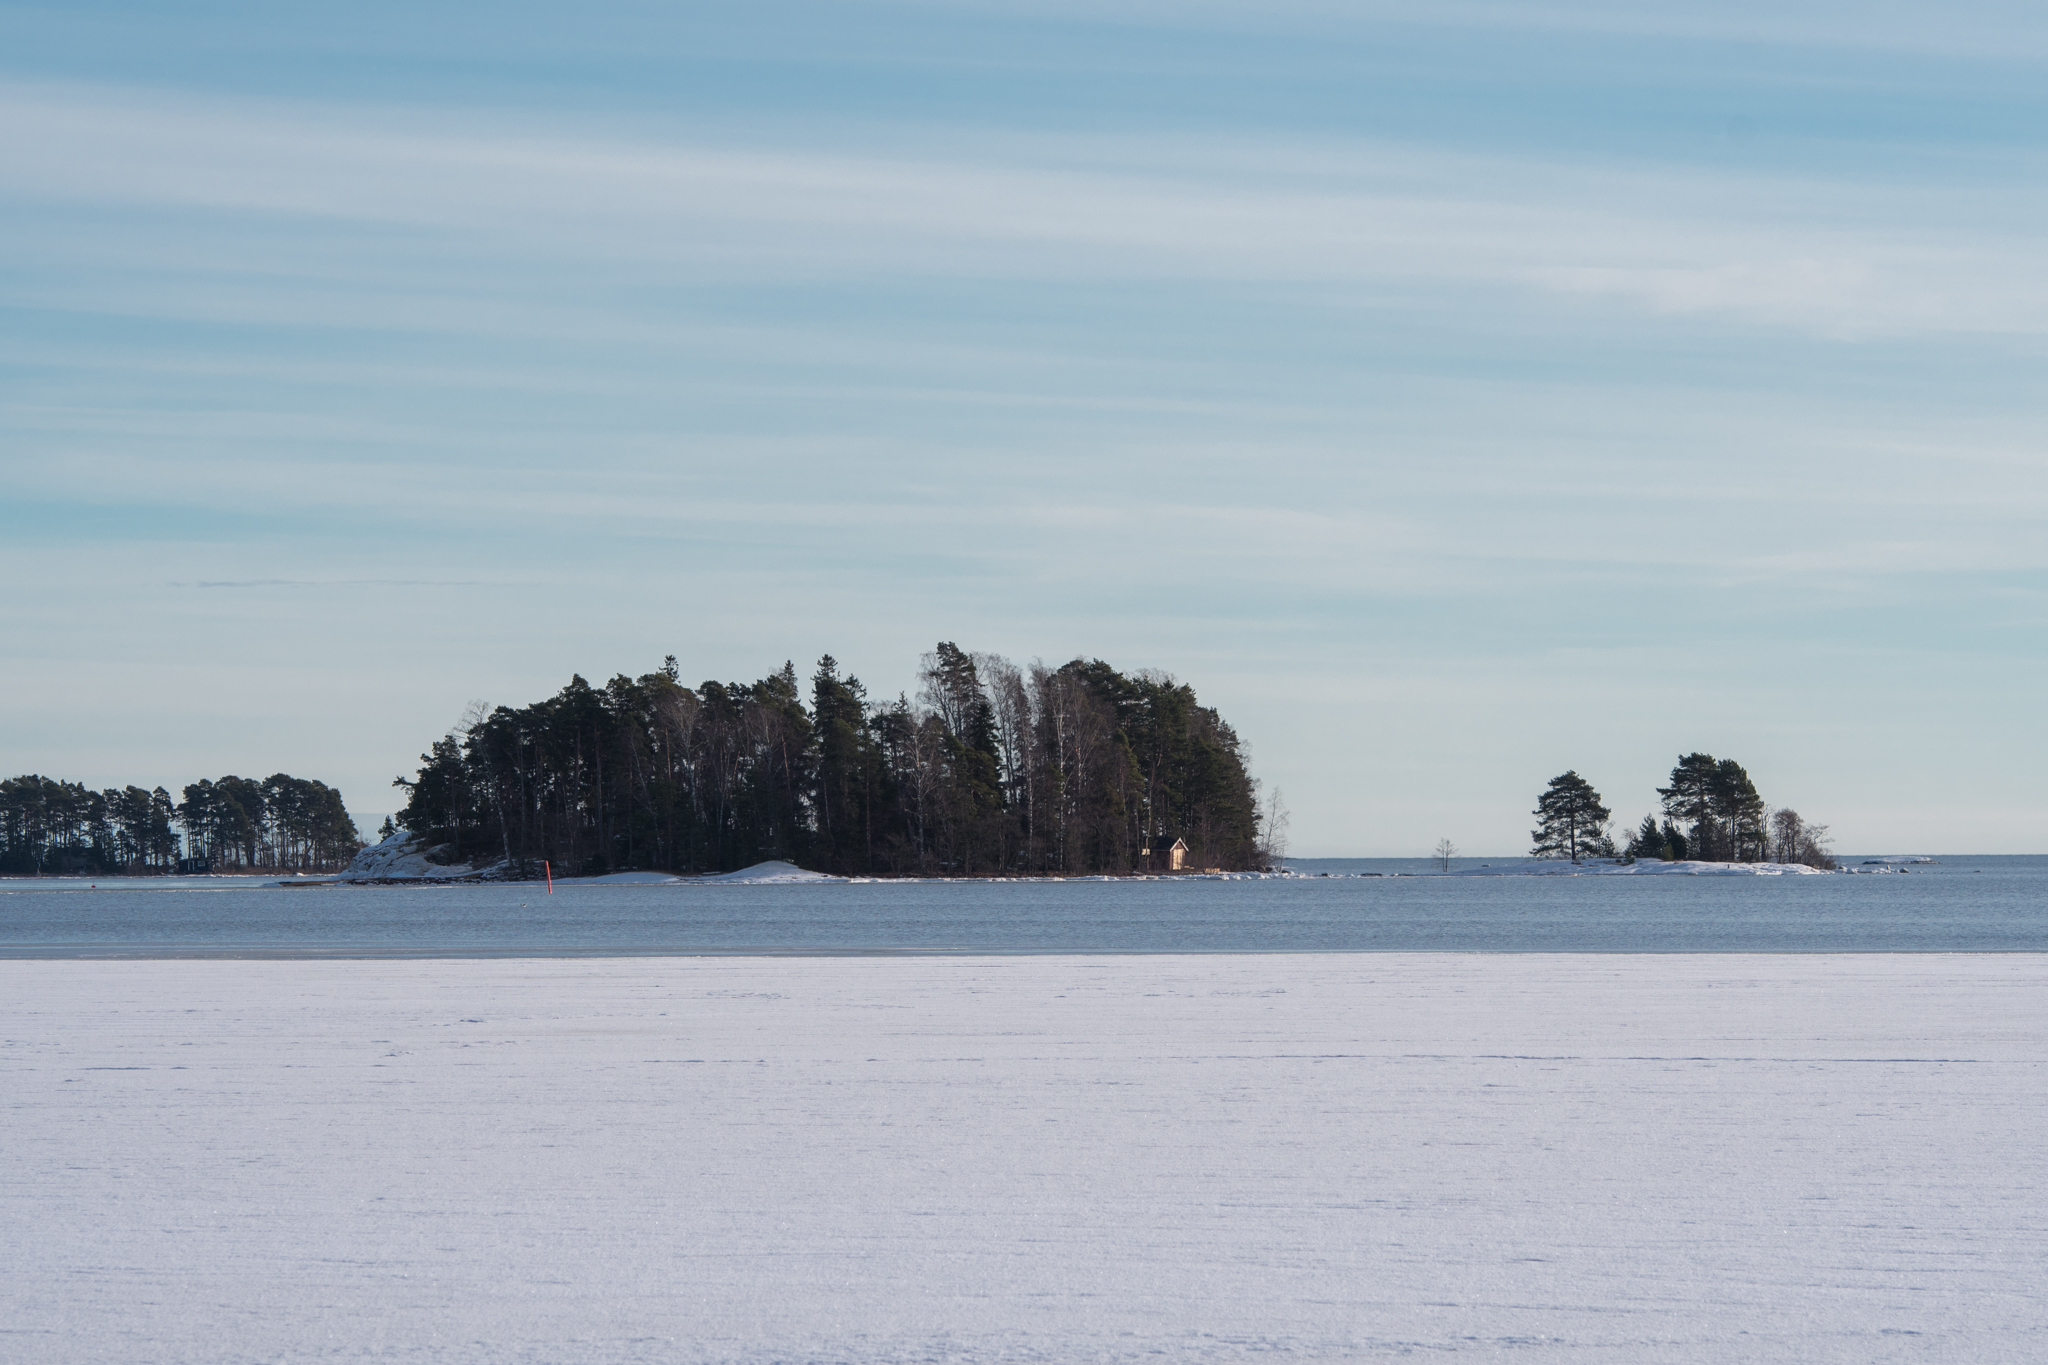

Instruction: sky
[4,0,2045,855]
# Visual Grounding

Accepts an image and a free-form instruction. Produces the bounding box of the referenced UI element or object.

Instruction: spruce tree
[1625,813,1667,861]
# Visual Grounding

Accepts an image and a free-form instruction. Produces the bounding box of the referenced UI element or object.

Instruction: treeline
[0,773,361,875]
[179,776,362,871]
[1530,752,1835,868]
[394,644,1269,878]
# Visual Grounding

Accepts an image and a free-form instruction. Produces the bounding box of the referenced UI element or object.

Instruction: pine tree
[1657,753,1720,859]
[1710,759,1767,862]
[1530,771,1612,860]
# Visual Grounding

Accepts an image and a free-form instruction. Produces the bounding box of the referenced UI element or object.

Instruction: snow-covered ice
[4,954,2044,1363]
[553,861,846,885]
[550,870,684,885]
[1449,858,1833,876]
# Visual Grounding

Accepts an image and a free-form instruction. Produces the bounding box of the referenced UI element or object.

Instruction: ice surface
[550,871,685,885]
[1450,858,1832,876]
[4,954,2044,1363]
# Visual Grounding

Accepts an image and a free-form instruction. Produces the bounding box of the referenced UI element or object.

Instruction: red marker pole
[544,860,553,894]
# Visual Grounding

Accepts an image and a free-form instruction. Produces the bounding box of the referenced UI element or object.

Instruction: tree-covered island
[1531,753,1837,869]
[392,644,1271,878]
[0,773,361,875]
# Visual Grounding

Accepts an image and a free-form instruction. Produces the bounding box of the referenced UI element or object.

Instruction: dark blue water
[1,856,2042,956]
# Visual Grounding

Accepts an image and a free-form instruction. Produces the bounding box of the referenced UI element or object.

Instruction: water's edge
[3,856,2043,957]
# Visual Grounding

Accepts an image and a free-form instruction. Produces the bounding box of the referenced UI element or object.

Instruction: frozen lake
[2,855,2045,955]
[5,953,2043,1363]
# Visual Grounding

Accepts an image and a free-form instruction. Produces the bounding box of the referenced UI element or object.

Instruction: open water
[1,855,2043,957]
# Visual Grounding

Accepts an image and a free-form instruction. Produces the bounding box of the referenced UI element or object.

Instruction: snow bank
[5,954,2041,1364]
[492,864,842,886]
[337,848,842,886]
[1451,858,1831,876]
[335,828,501,881]
[696,859,844,883]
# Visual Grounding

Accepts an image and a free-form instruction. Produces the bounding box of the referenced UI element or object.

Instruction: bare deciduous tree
[1433,838,1457,871]
[1258,788,1290,867]
[1768,807,1836,870]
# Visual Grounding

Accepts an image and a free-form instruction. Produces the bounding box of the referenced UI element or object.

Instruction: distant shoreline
[2,856,1957,887]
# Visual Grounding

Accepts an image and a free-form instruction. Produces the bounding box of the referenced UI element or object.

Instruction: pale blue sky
[5,1,2045,853]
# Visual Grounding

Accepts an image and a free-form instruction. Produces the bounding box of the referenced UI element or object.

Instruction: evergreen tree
[811,656,888,874]
[1657,753,1721,859]
[1655,752,1771,863]
[1530,771,1612,860]
[917,644,1005,872]
[1710,759,1767,862]
[1625,812,1668,861]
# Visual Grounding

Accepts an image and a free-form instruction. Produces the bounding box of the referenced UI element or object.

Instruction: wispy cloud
[913,0,2048,61]
[6,83,2046,338]
[174,579,488,588]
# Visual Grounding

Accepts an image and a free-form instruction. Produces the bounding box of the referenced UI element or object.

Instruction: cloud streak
[911,0,2048,60]
[6,84,2048,338]
[175,579,488,588]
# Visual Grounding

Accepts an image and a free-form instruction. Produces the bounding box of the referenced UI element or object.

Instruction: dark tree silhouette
[1531,771,1613,861]
[391,646,1268,878]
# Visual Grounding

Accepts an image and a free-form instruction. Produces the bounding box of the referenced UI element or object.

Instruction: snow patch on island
[697,860,844,884]
[336,843,844,886]
[337,828,502,882]
[493,864,845,886]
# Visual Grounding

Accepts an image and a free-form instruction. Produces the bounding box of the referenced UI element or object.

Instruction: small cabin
[1141,836,1188,873]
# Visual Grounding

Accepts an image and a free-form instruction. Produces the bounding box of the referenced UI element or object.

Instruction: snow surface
[552,862,847,885]
[697,859,843,883]
[549,870,685,885]
[1450,858,1832,876]
[337,845,845,886]
[4,954,2044,1363]
[336,828,498,882]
